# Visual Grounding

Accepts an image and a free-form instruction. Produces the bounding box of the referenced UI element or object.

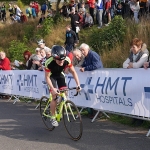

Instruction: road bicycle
[40,87,83,141]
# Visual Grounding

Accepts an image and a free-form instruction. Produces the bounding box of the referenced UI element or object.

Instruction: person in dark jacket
[64,24,77,52]
[41,2,47,15]
[79,43,103,72]
[69,7,81,41]
[60,2,69,18]
[79,43,103,118]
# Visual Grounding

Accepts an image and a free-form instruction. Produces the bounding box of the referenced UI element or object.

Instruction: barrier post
[146,129,150,137]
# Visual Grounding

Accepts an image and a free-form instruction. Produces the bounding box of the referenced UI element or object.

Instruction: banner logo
[17,74,39,93]
[0,74,13,90]
[80,77,94,100]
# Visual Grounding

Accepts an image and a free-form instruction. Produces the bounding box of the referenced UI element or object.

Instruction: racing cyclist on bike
[44,45,81,127]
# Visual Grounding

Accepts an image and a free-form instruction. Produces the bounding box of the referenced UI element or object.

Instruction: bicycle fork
[64,103,76,122]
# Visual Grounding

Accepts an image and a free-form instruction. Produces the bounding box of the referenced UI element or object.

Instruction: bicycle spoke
[63,100,83,141]
[40,96,55,131]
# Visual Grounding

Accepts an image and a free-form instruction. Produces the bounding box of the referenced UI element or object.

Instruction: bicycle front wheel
[40,96,55,131]
[63,100,83,141]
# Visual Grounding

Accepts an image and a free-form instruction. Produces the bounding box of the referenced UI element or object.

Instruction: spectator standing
[26,5,32,18]
[64,24,78,52]
[76,0,82,11]
[110,0,116,19]
[41,2,47,15]
[0,5,2,20]
[68,0,77,12]
[123,38,149,69]
[81,2,86,18]
[95,0,104,28]
[1,3,6,22]
[60,2,69,18]
[34,1,40,17]
[8,3,14,19]
[14,5,22,17]
[105,0,112,25]
[31,4,36,18]
[37,13,45,28]
[47,0,52,10]
[69,7,81,41]
[139,0,147,16]
[116,2,123,16]
[129,0,140,23]
[87,0,95,22]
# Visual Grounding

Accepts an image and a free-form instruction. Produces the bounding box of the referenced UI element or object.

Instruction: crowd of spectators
[0,0,52,24]
[60,0,150,29]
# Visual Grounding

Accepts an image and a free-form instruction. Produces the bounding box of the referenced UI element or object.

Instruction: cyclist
[44,45,81,127]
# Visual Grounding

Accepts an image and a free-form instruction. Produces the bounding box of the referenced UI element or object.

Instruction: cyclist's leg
[50,75,57,116]
[56,73,68,103]
[57,73,67,90]
[50,75,59,126]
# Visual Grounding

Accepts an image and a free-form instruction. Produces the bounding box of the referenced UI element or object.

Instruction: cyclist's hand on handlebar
[51,88,60,95]
[76,86,81,92]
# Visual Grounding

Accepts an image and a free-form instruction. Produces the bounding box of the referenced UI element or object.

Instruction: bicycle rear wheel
[63,100,83,141]
[40,96,55,131]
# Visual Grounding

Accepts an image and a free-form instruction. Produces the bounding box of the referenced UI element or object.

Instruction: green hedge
[89,16,127,54]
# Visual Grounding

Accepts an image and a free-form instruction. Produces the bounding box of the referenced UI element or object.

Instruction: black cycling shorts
[50,73,67,89]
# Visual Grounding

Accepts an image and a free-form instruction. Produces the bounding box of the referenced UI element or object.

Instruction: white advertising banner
[0,70,50,99]
[0,69,150,118]
[67,68,150,118]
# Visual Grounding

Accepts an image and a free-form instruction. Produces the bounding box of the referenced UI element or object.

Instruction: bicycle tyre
[63,100,83,141]
[40,96,55,131]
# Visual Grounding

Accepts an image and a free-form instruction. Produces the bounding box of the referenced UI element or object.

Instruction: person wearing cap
[37,39,50,50]
[27,47,42,70]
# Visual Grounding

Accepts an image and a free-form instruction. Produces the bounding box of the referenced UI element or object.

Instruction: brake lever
[74,91,79,96]
[74,87,81,96]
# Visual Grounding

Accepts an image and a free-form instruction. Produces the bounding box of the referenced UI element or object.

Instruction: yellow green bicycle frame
[42,92,77,122]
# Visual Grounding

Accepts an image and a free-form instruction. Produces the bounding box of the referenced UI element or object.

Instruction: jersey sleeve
[44,57,53,72]
[64,56,73,70]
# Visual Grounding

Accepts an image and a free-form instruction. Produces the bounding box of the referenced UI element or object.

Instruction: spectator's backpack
[26,7,32,16]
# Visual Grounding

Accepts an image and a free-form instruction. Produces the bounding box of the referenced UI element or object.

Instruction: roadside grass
[109,114,150,129]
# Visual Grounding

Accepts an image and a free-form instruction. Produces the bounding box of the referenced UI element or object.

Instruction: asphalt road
[0,99,150,150]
